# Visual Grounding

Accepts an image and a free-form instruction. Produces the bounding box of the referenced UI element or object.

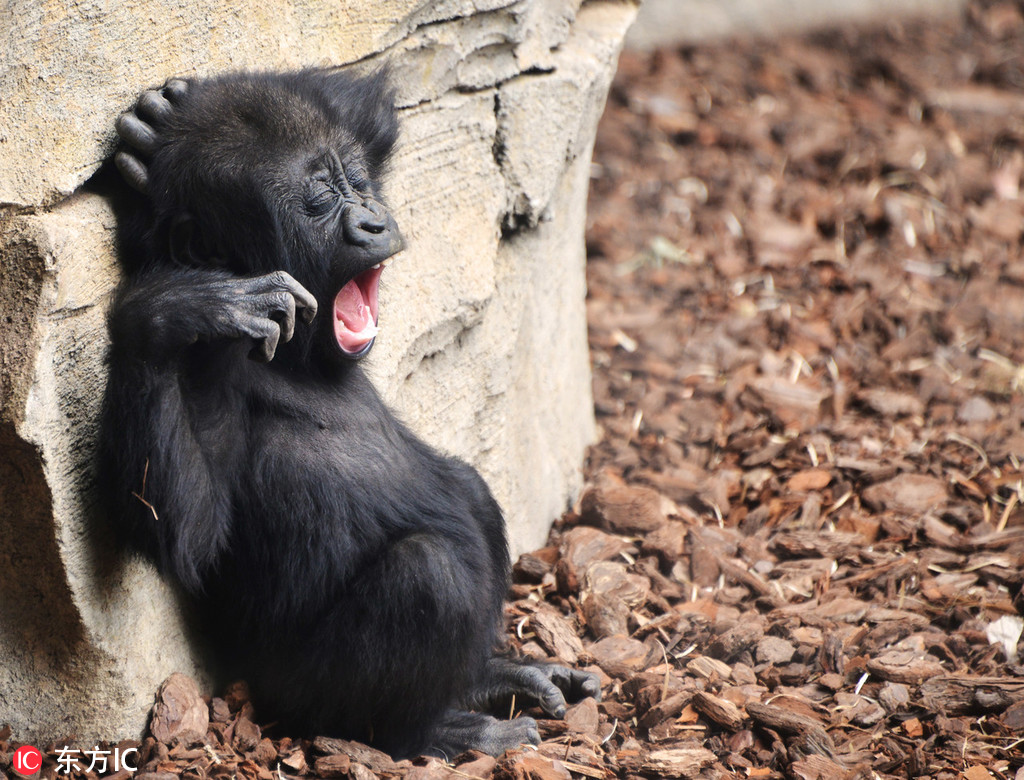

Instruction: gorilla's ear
[308,67,399,175]
[168,213,221,268]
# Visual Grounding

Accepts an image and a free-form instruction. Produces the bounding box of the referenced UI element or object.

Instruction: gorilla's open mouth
[334,262,385,357]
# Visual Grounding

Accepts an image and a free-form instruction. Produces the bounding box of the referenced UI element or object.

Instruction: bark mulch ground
[5,1,1024,778]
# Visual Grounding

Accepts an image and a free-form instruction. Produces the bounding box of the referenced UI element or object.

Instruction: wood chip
[746,703,836,757]
[232,717,261,753]
[531,610,584,665]
[861,474,948,513]
[314,754,351,778]
[919,676,1024,714]
[686,656,732,682]
[588,636,651,677]
[640,747,717,778]
[564,697,600,735]
[311,738,397,774]
[149,674,209,745]
[691,691,745,730]
[579,484,668,534]
[866,650,946,685]
[561,526,634,571]
[786,468,833,492]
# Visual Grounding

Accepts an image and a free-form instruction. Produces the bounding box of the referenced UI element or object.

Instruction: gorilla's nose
[343,199,404,258]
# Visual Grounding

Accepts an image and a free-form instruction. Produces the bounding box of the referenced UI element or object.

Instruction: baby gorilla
[99,69,599,758]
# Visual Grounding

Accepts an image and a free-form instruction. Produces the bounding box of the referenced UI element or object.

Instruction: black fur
[98,69,599,758]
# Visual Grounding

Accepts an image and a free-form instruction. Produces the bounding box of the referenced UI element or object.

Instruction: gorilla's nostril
[359,201,387,233]
[343,201,393,246]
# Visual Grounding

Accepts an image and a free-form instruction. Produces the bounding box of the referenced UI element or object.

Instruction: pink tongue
[333,265,384,354]
[336,279,371,329]
[334,278,376,353]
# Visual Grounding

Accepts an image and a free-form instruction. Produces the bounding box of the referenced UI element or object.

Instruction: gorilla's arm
[100,269,315,590]
[108,268,317,363]
[100,344,229,592]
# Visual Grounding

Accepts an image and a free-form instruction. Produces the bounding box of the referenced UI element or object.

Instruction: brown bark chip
[311,738,398,774]
[861,474,948,514]
[755,636,796,665]
[790,755,854,780]
[232,716,261,753]
[314,754,351,778]
[691,692,745,730]
[640,747,717,778]
[746,703,835,757]
[640,520,687,563]
[563,697,600,736]
[456,754,498,779]
[919,676,1024,715]
[496,753,572,780]
[350,765,380,780]
[638,690,694,729]
[531,609,584,665]
[866,650,946,685]
[149,674,209,744]
[583,561,649,607]
[579,484,667,535]
[582,591,630,638]
[560,526,633,571]
[280,749,308,774]
[786,469,833,492]
[588,636,650,677]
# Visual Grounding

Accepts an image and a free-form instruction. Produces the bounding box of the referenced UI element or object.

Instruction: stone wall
[0,0,636,744]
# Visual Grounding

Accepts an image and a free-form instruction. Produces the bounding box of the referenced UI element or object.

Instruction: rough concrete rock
[0,0,636,745]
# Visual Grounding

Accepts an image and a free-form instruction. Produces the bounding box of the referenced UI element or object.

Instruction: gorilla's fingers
[520,663,603,711]
[549,665,602,703]
[115,151,149,194]
[575,670,603,701]
[478,716,539,756]
[260,271,319,324]
[508,664,569,718]
[233,273,319,356]
[163,78,189,103]
[299,298,317,325]
[116,112,158,155]
[137,89,175,126]
[255,290,298,343]
[242,315,281,363]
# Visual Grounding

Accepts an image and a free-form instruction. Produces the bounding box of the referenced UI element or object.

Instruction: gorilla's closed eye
[345,162,369,189]
[306,179,339,216]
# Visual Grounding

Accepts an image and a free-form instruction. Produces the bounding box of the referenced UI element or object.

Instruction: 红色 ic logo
[12,746,42,777]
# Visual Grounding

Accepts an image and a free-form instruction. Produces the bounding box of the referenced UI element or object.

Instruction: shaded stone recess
[0,0,636,744]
